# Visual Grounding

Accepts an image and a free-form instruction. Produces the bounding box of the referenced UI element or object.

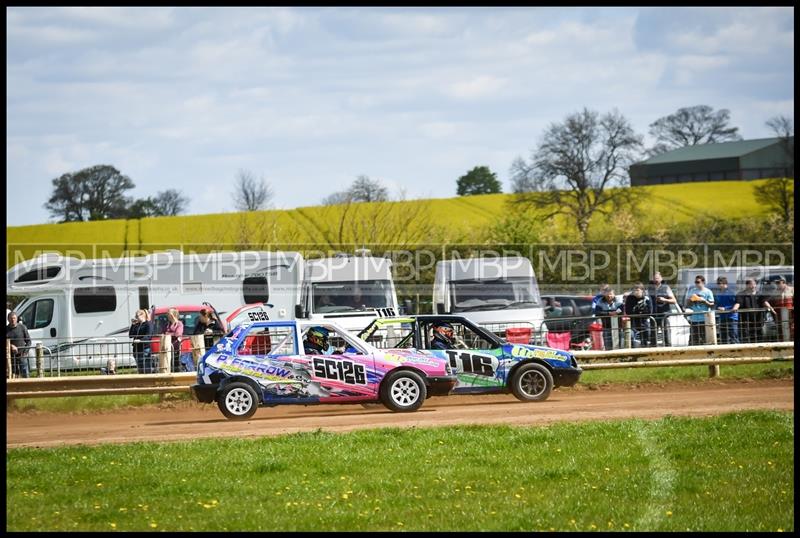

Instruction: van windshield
[449,277,541,312]
[311,280,394,313]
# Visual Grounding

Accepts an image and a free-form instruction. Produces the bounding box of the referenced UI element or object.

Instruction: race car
[358,315,582,402]
[191,319,457,420]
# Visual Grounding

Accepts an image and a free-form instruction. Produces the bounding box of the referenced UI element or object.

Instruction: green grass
[6,180,775,267]
[579,362,794,386]
[6,411,793,531]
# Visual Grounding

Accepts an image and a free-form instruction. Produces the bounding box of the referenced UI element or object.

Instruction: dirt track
[6,379,794,449]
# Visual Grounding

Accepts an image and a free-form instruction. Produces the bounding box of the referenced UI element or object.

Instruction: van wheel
[218,382,259,420]
[510,363,553,402]
[380,370,427,412]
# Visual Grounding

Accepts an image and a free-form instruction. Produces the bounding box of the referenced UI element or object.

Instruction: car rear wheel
[380,370,427,412]
[510,363,553,402]
[218,382,259,420]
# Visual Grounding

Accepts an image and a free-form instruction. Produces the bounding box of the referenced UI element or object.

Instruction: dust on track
[6,378,794,449]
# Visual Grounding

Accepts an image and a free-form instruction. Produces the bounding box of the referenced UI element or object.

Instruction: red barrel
[589,321,604,350]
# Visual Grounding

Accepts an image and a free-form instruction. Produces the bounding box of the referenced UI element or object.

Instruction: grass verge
[6,411,793,532]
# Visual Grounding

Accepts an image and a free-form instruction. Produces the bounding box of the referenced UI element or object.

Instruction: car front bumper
[191,383,219,404]
[552,368,582,388]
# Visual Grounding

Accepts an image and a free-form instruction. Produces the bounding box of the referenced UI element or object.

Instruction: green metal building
[629,137,794,186]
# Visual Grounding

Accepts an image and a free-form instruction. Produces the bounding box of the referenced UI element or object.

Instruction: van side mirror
[295,304,305,318]
[436,302,447,314]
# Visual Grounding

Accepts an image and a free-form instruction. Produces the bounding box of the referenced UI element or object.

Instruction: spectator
[647,271,676,346]
[735,279,766,344]
[129,309,154,374]
[593,288,623,349]
[624,282,653,347]
[763,276,794,341]
[6,311,31,378]
[714,277,739,345]
[193,308,225,350]
[164,308,184,372]
[685,275,715,346]
[591,284,610,312]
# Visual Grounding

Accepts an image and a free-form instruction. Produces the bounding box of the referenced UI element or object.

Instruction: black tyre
[217,382,259,420]
[510,363,553,402]
[380,370,427,412]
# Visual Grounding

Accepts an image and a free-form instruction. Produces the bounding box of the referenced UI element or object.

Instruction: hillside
[6,180,774,268]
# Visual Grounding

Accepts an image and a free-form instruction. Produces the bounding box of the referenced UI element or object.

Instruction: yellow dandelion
[590,524,597,529]
[342,494,349,500]
[666,511,673,517]
[515,494,521,499]
[110,523,117,528]
[149,523,157,528]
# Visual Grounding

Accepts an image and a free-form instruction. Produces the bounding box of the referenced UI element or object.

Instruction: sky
[6,6,795,227]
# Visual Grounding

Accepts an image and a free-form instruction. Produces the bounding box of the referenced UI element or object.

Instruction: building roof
[640,137,790,165]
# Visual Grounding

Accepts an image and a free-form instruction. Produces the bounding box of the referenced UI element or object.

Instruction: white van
[295,250,400,332]
[432,256,546,343]
[6,250,304,370]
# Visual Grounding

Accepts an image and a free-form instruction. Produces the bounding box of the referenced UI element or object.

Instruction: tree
[152,189,189,216]
[127,198,159,219]
[321,175,389,205]
[348,175,389,202]
[753,115,794,224]
[233,169,274,211]
[511,108,645,243]
[647,105,742,156]
[44,164,134,222]
[126,189,189,218]
[765,114,794,177]
[456,166,502,196]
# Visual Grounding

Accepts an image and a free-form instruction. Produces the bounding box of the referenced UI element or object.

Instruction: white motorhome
[675,265,794,303]
[6,250,304,369]
[432,256,546,343]
[296,250,400,332]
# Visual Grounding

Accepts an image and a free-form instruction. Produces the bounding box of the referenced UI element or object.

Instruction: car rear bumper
[426,375,459,396]
[191,383,218,404]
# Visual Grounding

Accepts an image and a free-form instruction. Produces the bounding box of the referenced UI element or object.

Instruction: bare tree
[754,115,794,223]
[322,191,353,206]
[152,189,189,216]
[348,175,389,202]
[647,105,742,155]
[511,108,645,243]
[322,175,389,205]
[233,169,274,211]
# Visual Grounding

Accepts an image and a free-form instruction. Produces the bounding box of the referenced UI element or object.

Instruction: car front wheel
[218,382,259,420]
[510,363,553,402]
[380,370,427,412]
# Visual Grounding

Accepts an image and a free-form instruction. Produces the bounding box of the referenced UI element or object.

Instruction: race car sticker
[445,350,498,377]
[312,357,368,385]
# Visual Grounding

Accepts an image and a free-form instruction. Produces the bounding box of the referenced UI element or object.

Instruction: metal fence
[478,307,793,352]
[5,307,793,378]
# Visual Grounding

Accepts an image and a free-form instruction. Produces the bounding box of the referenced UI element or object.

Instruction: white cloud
[444,75,508,100]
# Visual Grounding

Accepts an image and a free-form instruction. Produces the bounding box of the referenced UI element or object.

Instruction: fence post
[704,310,719,377]
[610,315,620,350]
[779,307,791,342]
[6,338,12,379]
[623,317,632,349]
[36,342,44,378]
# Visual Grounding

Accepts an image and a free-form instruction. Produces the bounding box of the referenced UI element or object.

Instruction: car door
[300,324,377,399]
[421,320,504,391]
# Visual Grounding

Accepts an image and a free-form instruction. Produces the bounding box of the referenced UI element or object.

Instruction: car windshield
[311,280,394,313]
[449,277,541,312]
